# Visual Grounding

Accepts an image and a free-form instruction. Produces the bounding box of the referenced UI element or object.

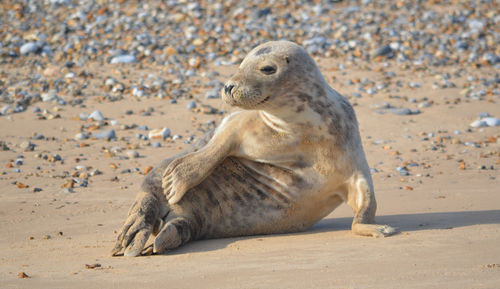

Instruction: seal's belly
[183,157,342,239]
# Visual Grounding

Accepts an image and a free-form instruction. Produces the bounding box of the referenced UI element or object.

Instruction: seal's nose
[224,84,235,95]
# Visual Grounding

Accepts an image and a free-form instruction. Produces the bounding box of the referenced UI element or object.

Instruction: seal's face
[222,41,319,111]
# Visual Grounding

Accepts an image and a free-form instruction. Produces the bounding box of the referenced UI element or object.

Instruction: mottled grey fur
[112,41,396,257]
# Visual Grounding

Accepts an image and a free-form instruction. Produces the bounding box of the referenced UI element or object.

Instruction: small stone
[79,112,89,121]
[20,141,34,151]
[144,166,153,175]
[62,179,75,188]
[187,101,197,110]
[0,105,11,115]
[205,89,220,99]
[148,127,171,140]
[397,167,410,176]
[33,187,43,192]
[372,102,390,109]
[88,110,105,121]
[1,142,10,151]
[392,108,412,115]
[93,130,116,140]
[483,117,500,127]
[17,182,29,189]
[373,45,393,57]
[104,78,117,87]
[74,133,89,141]
[152,141,161,148]
[61,188,75,194]
[126,150,139,159]
[110,55,136,64]
[90,169,102,176]
[418,102,431,108]
[51,154,62,162]
[18,272,30,279]
[85,263,101,269]
[470,119,486,128]
[20,42,39,55]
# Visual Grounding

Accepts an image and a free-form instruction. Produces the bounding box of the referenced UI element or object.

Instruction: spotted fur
[112,41,397,257]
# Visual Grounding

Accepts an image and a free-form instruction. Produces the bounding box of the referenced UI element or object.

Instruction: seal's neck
[259,111,294,134]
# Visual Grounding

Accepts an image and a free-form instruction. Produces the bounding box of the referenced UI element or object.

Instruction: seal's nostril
[224,84,235,95]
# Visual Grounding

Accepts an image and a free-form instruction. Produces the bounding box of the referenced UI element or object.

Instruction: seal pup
[112,40,397,257]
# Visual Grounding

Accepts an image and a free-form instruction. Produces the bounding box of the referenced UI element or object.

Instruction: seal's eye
[260,65,276,75]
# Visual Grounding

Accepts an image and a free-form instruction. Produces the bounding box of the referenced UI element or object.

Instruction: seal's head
[222,41,326,112]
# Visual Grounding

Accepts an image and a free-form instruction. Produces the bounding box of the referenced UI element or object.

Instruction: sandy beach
[1,1,499,288]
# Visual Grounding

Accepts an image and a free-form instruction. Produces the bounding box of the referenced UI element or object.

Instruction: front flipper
[111,192,163,257]
[347,173,398,238]
[161,154,210,204]
[352,223,398,238]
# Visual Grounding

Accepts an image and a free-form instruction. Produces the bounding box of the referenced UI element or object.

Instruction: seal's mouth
[222,86,271,109]
[256,95,271,106]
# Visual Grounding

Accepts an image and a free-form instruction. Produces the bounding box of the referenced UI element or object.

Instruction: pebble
[392,108,420,115]
[187,101,197,110]
[470,117,500,128]
[61,188,75,194]
[396,167,410,176]
[110,55,137,64]
[20,42,40,55]
[483,117,500,127]
[418,102,431,109]
[126,150,139,159]
[88,110,105,121]
[205,88,220,99]
[470,120,486,128]
[79,112,89,121]
[148,128,171,140]
[93,130,116,140]
[74,133,89,141]
[20,141,34,151]
[372,45,393,57]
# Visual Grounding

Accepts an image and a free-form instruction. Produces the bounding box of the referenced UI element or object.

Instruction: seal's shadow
[158,210,500,256]
[310,209,500,233]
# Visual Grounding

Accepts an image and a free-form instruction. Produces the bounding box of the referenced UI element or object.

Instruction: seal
[111,40,397,257]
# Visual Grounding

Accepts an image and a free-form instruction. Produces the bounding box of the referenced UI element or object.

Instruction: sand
[1,59,499,289]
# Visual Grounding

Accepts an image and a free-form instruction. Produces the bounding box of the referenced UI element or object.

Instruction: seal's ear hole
[285,57,290,64]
